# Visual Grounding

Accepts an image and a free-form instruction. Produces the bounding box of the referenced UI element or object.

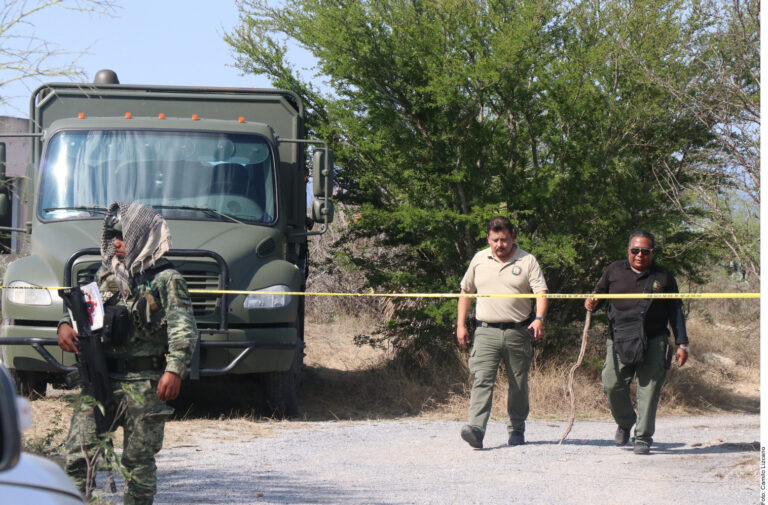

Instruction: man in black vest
[585,231,689,455]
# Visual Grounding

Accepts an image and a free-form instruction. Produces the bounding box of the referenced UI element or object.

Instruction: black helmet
[104,206,123,237]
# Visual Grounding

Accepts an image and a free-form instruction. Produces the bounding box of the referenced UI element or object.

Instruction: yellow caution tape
[0,286,758,299]
[188,290,759,300]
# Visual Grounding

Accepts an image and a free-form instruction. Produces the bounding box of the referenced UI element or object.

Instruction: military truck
[0,70,333,416]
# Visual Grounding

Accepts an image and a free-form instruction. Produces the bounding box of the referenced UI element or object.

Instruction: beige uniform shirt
[460,244,548,323]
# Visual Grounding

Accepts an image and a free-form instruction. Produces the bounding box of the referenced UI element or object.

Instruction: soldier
[57,202,197,504]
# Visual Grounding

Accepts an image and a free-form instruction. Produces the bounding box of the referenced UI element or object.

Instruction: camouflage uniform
[62,260,197,505]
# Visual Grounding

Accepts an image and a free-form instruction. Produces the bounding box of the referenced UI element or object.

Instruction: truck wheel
[10,370,47,399]
[263,299,305,418]
[263,346,303,418]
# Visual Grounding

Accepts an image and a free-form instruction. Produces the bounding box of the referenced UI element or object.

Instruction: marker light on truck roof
[238,116,245,123]
[192,114,199,121]
[77,113,85,119]
[124,112,132,119]
[158,113,165,119]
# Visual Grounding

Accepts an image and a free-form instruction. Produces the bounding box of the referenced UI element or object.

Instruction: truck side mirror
[312,149,334,198]
[311,198,334,224]
[0,366,22,471]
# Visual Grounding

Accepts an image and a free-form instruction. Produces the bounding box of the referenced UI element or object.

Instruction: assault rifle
[58,286,113,433]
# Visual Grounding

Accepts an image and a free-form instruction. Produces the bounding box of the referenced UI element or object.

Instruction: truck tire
[263,299,305,418]
[10,369,47,398]
[263,346,303,418]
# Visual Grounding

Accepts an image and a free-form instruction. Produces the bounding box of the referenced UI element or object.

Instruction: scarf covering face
[100,201,172,298]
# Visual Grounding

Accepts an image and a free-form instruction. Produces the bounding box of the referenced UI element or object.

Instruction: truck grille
[181,268,221,318]
[72,261,222,320]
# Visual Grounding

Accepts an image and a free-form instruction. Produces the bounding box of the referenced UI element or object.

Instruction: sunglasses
[630,247,653,256]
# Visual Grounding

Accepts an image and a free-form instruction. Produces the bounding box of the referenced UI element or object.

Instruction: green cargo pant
[467,325,533,436]
[602,336,668,445]
[64,379,172,505]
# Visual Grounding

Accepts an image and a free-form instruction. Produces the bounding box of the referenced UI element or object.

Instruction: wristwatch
[535,316,545,323]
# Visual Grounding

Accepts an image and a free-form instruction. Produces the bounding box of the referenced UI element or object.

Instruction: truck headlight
[243,285,293,309]
[6,281,53,306]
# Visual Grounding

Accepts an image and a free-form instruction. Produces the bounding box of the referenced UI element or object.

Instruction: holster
[663,342,673,369]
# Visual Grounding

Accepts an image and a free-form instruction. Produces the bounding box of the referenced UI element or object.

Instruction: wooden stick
[559,310,591,444]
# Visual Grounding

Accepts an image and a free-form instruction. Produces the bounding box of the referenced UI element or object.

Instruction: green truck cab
[0,71,333,415]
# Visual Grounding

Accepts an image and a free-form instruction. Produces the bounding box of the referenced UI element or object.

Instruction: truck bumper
[195,326,301,377]
[0,323,72,371]
[0,323,300,378]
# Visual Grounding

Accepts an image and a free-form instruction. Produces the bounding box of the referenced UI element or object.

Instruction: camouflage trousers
[64,378,173,505]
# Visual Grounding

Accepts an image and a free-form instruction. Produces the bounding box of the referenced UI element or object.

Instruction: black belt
[106,356,165,374]
[478,321,527,331]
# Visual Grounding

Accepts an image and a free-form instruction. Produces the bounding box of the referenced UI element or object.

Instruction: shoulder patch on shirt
[511,265,522,276]
[653,280,663,291]
[172,277,193,305]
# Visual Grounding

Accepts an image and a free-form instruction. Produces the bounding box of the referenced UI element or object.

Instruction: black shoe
[461,425,483,449]
[507,431,525,446]
[614,425,631,446]
[633,440,650,455]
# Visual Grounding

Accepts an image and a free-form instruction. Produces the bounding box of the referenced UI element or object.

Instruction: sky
[0,0,297,117]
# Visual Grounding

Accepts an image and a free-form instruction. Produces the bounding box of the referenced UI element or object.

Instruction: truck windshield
[38,130,277,224]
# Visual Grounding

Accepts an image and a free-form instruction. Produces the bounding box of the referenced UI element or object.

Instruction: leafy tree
[227,0,719,356]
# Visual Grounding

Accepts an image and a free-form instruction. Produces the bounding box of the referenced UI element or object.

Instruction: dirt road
[105,413,760,505]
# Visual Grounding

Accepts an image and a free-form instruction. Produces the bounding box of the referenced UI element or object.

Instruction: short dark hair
[628,230,656,249]
[487,216,515,236]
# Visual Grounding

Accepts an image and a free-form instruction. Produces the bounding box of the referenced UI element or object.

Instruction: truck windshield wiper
[43,206,108,216]
[151,205,244,224]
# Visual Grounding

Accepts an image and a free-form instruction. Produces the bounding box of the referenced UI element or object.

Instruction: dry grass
[301,316,470,420]
[300,268,759,423]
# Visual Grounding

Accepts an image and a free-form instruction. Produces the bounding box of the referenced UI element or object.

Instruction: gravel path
[107,413,762,505]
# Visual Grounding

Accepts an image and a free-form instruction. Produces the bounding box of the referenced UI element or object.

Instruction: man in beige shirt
[457,216,548,448]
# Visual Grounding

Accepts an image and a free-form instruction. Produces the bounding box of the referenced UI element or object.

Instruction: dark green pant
[467,325,532,435]
[602,337,668,445]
